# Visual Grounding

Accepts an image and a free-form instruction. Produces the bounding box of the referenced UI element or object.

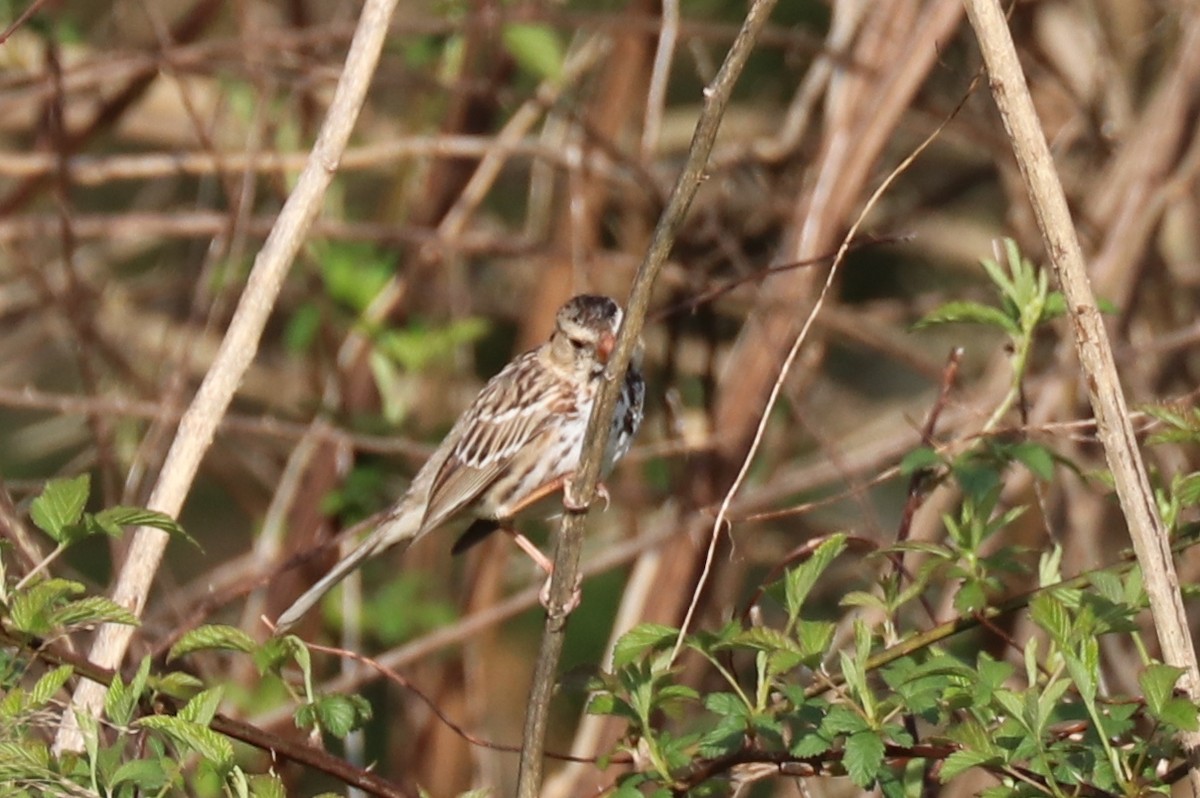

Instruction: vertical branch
[963,1,1200,793]
[513,0,780,794]
[53,0,401,753]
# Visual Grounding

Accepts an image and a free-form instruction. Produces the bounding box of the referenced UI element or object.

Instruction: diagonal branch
[963,1,1200,794]
[513,0,781,794]
[52,0,401,754]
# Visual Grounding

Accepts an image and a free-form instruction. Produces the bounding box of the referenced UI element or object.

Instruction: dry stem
[963,0,1200,792]
[52,0,401,754]
[513,0,781,793]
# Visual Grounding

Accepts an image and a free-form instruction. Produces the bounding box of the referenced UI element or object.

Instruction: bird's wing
[419,355,560,534]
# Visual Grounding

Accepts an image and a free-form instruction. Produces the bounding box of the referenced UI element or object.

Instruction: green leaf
[301,694,373,738]
[317,242,394,314]
[106,656,152,727]
[1009,442,1055,481]
[285,303,322,354]
[151,671,206,700]
[50,596,139,629]
[8,578,85,635]
[169,624,256,661]
[1175,472,1200,507]
[90,507,193,546]
[1030,593,1070,645]
[0,685,27,717]
[501,23,564,81]
[110,758,170,791]
[136,715,234,773]
[696,715,749,759]
[246,773,287,798]
[823,705,867,736]
[703,691,750,718]
[913,301,1018,334]
[1159,697,1200,732]
[844,729,886,787]
[899,447,941,475]
[1140,663,1186,717]
[784,534,847,622]
[794,620,835,661]
[29,665,73,707]
[612,623,678,668]
[376,317,490,374]
[1041,291,1067,321]
[30,475,90,542]
[179,686,224,726]
[940,749,1001,782]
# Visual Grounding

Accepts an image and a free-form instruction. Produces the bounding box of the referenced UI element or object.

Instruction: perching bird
[274,294,645,632]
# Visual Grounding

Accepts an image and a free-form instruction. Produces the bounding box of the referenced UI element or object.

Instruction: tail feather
[274,505,422,634]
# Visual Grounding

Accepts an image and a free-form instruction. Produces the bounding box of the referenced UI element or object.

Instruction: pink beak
[597,331,616,364]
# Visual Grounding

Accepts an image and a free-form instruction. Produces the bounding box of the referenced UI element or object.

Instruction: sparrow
[275,294,644,632]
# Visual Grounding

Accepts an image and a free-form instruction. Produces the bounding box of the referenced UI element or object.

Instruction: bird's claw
[539,573,582,615]
[562,481,610,513]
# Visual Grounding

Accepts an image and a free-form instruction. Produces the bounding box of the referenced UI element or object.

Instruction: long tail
[274,505,423,633]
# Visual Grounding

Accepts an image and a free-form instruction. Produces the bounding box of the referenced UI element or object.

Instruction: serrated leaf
[7,579,85,635]
[30,475,89,542]
[1159,697,1200,731]
[29,665,73,707]
[1175,473,1200,506]
[1030,593,1070,645]
[106,656,151,726]
[844,729,885,787]
[169,624,256,662]
[612,623,678,668]
[1140,663,1185,716]
[823,705,867,736]
[247,773,287,798]
[794,620,835,660]
[151,671,206,700]
[308,694,373,738]
[137,715,234,773]
[791,727,833,757]
[940,749,1000,782]
[0,686,27,717]
[90,507,194,546]
[703,691,749,718]
[731,626,802,656]
[784,534,847,621]
[179,686,224,726]
[50,596,139,629]
[110,758,170,791]
[696,715,748,759]
[913,301,1018,334]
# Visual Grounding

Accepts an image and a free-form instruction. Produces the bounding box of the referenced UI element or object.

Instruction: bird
[274,294,645,633]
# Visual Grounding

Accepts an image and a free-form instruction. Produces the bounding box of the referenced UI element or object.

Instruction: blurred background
[1,0,1199,794]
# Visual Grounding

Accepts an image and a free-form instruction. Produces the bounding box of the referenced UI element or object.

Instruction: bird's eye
[569,337,586,350]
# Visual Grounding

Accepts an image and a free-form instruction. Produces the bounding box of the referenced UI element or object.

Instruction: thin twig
[672,33,977,659]
[965,2,1200,791]
[514,1,780,794]
[0,0,51,44]
[53,0,401,754]
[302,640,612,764]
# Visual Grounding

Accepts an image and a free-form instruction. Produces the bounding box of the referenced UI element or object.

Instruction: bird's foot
[539,571,582,615]
[562,481,610,513]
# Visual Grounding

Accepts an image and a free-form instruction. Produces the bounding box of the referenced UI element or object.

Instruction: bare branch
[53,0,401,754]
[514,0,781,793]
[963,0,1200,792]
